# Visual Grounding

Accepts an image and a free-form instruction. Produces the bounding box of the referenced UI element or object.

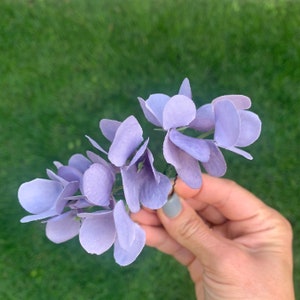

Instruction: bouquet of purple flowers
[18,78,261,266]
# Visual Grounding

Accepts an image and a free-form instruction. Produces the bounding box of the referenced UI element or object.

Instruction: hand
[132,175,294,300]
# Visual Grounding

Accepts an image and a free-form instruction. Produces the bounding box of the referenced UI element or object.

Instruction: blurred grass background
[0,0,299,299]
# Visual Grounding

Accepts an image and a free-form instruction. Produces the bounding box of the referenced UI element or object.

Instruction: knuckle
[177,216,205,241]
[281,216,294,240]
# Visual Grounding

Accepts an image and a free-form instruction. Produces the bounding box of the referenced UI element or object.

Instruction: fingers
[131,207,196,266]
[140,224,196,266]
[158,193,230,265]
[131,208,161,226]
[175,174,266,221]
[133,175,275,268]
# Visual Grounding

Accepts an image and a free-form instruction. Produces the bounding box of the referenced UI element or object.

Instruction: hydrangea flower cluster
[18,78,261,266]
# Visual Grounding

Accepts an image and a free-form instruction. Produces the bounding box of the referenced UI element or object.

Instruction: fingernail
[163,193,182,218]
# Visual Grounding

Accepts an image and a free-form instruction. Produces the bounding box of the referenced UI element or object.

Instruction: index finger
[174,174,267,221]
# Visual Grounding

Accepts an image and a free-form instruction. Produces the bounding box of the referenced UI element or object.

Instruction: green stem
[154,127,214,139]
[197,129,214,139]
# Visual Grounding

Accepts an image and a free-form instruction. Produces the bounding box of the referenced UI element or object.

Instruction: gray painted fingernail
[163,193,182,218]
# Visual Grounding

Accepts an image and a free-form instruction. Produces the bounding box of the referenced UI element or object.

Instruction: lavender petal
[138,94,170,126]
[189,104,215,132]
[108,116,143,167]
[122,148,171,212]
[113,201,135,249]
[20,209,58,223]
[82,163,114,206]
[55,181,79,213]
[121,165,141,213]
[213,95,251,110]
[178,78,192,99]
[68,154,92,173]
[79,211,116,255]
[57,166,82,182]
[162,95,196,130]
[169,129,210,162]
[85,135,108,154]
[114,223,145,266]
[226,146,253,160]
[18,179,63,214]
[201,141,227,177]
[46,211,80,243]
[99,119,121,142]
[236,110,262,147]
[214,100,240,147]
[139,169,170,210]
[143,148,159,183]
[163,133,202,188]
[127,138,149,168]
[86,151,117,173]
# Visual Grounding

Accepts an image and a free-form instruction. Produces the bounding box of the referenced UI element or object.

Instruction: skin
[131,174,295,300]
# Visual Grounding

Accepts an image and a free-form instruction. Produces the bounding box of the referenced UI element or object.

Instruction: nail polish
[162,193,182,218]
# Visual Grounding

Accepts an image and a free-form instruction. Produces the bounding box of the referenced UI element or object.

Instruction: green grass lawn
[1,0,299,299]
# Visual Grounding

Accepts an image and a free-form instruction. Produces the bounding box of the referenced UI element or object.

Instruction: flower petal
[46,169,68,185]
[113,201,135,249]
[213,95,251,109]
[57,166,82,182]
[201,141,227,177]
[82,163,114,206]
[235,110,262,147]
[108,116,143,167]
[214,100,240,147]
[68,154,92,173]
[114,223,145,266]
[178,78,192,99]
[142,148,159,183]
[55,181,79,213]
[46,211,80,243]
[138,94,170,127]
[99,119,121,142]
[163,133,202,188]
[139,170,170,210]
[162,95,196,130]
[85,135,108,154]
[122,149,171,212]
[169,129,210,162]
[79,211,116,255]
[189,104,215,132]
[127,138,149,168]
[138,149,171,209]
[18,179,63,214]
[20,209,58,223]
[86,151,117,173]
[121,165,141,213]
[226,146,253,160]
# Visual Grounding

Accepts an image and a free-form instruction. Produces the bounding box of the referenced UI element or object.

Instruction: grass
[0,0,299,298]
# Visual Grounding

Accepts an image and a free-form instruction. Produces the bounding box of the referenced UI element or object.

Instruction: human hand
[131,175,294,299]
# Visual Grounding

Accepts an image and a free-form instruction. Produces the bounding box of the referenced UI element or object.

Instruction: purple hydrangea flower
[82,162,115,207]
[45,210,81,244]
[138,79,220,188]
[87,115,171,212]
[120,141,171,213]
[18,78,262,266]
[96,115,144,167]
[18,172,79,223]
[190,95,262,159]
[45,156,117,243]
[18,154,93,242]
[78,200,146,266]
[138,79,261,188]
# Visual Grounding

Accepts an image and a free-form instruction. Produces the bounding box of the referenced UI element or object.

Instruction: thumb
[158,193,225,265]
